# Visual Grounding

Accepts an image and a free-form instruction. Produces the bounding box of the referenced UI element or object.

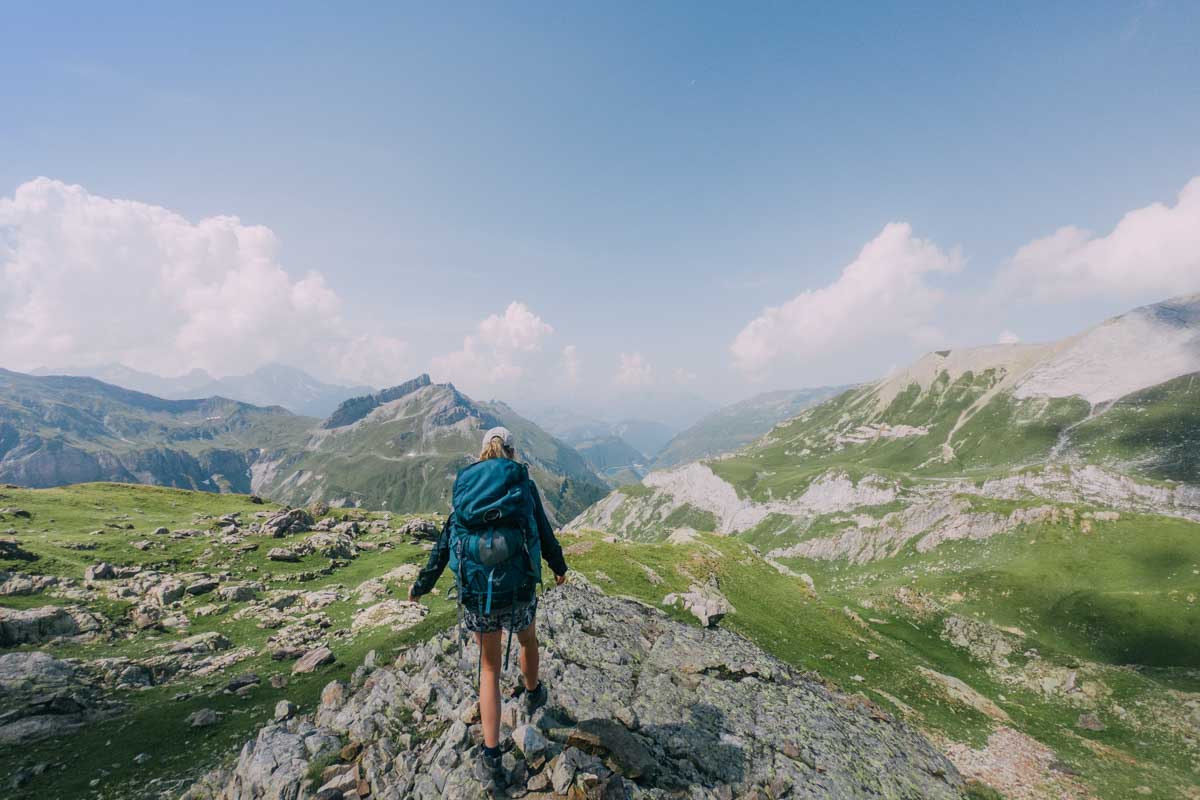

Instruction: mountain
[571,435,650,486]
[189,364,374,418]
[33,363,373,418]
[0,368,311,493]
[607,419,676,459]
[257,375,609,524]
[521,406,613,442]
[526,407,676,481]
[652,385,850,469]
[528,408,677,459]
[32,363,216,399]
[0,370,606,522]
[576,293,1200,541]
[566,294,1200,796]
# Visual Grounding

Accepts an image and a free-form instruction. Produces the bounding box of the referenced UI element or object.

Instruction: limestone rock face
[0,651,122,744]
[186,581,963,800]
[350,600,428,633]
[262,509,313,538]
[662,583,734,627]
[0,604,105,646]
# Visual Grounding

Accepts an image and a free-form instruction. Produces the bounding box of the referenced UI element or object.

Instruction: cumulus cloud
[730,222,962,373]
[998,329,1021,344]
[432,302,553,384]
[0,178,408,386]
[1000,176,1200,302]
[615,352,653,387]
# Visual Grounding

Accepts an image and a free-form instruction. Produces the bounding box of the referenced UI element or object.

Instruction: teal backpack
[448,458,543,619]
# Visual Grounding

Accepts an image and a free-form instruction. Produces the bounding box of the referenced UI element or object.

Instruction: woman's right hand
[408,585,419,602]
[554,572,566,586]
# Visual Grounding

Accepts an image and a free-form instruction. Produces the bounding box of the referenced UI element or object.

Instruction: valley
[1,294,1198,799]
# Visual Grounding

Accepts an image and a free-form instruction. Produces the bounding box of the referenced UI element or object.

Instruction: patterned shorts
[462,596,538,634]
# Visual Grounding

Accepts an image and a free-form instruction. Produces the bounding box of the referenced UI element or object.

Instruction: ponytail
[478,436,515,462]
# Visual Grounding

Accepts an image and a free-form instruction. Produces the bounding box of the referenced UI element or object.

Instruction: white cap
[482,426,513,449]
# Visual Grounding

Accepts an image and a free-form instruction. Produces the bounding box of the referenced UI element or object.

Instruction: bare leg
[475,630,503,748]
[516,620,539,691]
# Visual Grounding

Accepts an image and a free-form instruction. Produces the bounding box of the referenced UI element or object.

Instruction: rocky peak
[321,375,434,429]
[186,580,962,799]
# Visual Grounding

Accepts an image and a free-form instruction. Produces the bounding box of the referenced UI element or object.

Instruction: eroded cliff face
[185,580,964,800]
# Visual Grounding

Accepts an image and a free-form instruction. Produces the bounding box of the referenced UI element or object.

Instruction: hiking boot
[473,749,506,794]
[523,680,548,716]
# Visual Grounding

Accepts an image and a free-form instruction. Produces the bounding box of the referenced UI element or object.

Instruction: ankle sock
[483,745,500,760]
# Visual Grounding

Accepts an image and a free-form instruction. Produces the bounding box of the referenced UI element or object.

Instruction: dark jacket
[410,476,568,599]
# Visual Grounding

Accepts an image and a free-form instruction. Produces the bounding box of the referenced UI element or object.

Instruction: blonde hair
[478,436,515,462]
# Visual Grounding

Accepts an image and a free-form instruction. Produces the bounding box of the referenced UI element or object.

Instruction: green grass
[6,482,1200,799]
[1065,372,1200,482]
[564,520,1200,800]
[0,483,454,799]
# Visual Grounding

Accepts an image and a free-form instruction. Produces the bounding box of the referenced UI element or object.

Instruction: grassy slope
[6,483,1198,799]
[0,484,457,800]
[708,371,1093,504]
[651,386,847,470]
[1065,372,1200,483]
[564,516,1200,800]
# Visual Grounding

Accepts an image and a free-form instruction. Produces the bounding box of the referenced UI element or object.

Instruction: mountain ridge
[32,362,374,418]
[0,369,607,522]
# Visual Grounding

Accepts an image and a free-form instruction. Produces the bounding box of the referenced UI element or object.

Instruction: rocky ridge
[186,580,964,800]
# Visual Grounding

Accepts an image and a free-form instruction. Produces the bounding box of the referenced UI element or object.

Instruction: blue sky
[2,2,1198,421]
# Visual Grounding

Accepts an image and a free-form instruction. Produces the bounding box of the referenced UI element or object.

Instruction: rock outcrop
[186,581,962,799]
[0,604,106,646]
[0,651,122,744]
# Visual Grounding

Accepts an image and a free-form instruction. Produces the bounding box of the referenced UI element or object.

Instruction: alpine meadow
[2,4,1200,800]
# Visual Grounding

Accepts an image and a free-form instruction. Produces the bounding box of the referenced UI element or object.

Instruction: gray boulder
[663,583,734,627]
[0,651,121,744]
[84,562,116,582]
[0,605,105,646]
[262,509,313,537]
[0,571,57,596]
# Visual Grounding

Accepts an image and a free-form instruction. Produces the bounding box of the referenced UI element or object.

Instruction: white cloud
[560,345,581,386]
[1000,176,1200,302]
[432,302,553,385]
[615,352,653,387]
[0,178,408,386]
[998,329,1021,345]
[730,222,962,373]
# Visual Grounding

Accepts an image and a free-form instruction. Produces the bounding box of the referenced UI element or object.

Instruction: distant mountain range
[524,407,676,485]
[652,385,850,469]
[528,407,677,456]
[0,370,607,522]
[0,369,309,493]
[31,363,373,418]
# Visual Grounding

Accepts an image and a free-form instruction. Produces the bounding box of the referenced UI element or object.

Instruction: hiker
[408,425,569,793]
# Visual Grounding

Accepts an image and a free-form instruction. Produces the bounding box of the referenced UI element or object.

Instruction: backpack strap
[503,607,515,671]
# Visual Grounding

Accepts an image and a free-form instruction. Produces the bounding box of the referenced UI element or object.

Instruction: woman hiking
[408,425,569,794]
